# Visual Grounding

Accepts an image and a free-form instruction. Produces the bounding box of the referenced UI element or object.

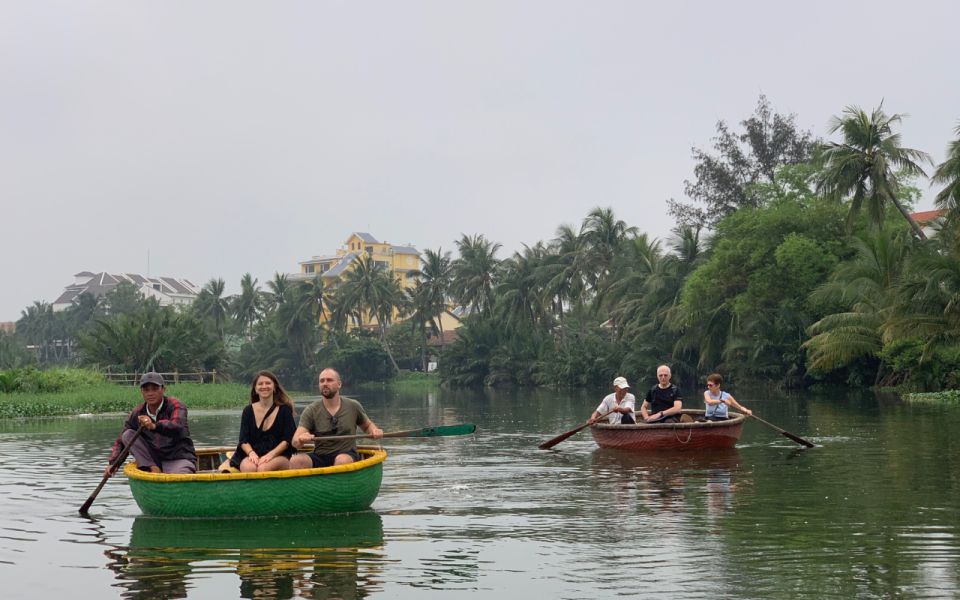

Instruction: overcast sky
[2,1,958,321]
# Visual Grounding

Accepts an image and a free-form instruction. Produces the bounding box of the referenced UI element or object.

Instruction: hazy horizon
[2,1,956,321]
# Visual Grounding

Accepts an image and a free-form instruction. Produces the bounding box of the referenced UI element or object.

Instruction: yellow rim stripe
[124,448,387,483]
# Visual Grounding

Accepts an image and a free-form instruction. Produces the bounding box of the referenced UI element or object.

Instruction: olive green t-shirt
[299,396,370,456]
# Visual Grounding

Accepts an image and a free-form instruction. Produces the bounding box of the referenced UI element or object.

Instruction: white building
[52,272,201,312]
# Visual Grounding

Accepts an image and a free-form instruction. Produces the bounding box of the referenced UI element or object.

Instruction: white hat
[613,376,630,389]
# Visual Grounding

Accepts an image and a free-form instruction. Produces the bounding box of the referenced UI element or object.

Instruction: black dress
[229,403,296,467]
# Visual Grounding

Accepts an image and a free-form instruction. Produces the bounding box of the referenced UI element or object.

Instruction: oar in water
[312,423,476,442]
[79,424,146,516]
[749,413,815,448]
[538,408,617,450]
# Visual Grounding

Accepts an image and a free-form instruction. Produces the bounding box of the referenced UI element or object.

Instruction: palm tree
[450,234,502,316]
[496,244,549,330]
[541,223,590,319]
[17,301,55,363]
[814,104,933,239]
[276,282,323,375]
[292,276,327,329]
[233,273,262,338]
[81,302,227,373]
[803,228,913,380]
[406,283,440,371]
[932,122,960,217]
[580,207,637,291]
[336,255,405,373]
[885,242,960,366]
[193,278,230,339]
[263,273,291,316]
[596,233,656,321]
[416,248,453,350]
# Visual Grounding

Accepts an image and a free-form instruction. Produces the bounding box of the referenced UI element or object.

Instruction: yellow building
[297,232,420,289]
[294,232,465,339]
[292,233,419,330]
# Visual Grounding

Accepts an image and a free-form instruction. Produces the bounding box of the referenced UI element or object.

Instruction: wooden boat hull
[590,410,745,450]
[124,447,386,518]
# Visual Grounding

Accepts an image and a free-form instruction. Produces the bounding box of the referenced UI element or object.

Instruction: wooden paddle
[79,424,146,515]
[749,414,815,448]
[538,408,617,450]
[312,423,476,442]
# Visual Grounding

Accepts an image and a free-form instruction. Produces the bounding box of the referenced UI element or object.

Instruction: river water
[0,385,957,599]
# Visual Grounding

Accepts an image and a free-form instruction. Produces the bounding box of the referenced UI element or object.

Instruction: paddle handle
[313,432,389,442]
[312,424,476,442]
[79,424,146,515]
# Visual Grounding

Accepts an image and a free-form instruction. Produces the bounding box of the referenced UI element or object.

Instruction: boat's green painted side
[124,448,386,517]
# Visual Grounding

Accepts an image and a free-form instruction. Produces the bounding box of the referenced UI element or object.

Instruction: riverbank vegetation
[356,371,440,391]
[0,369,250,419]
[5,97,960,393]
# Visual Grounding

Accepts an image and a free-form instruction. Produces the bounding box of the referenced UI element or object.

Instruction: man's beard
[320,387,336,399]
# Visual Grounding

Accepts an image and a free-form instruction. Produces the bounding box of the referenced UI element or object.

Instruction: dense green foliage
[11,98,960,394]
[0,367,105,393]
[668,95,818,228]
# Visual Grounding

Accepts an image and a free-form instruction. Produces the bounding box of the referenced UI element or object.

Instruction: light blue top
[705,390,730,418]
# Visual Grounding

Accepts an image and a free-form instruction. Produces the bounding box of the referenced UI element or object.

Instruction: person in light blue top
[703,373,752,421]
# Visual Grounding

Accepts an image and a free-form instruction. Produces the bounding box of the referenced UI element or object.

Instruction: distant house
[0,322,14,334]
[52,272,201,312]
[295,232,421,289]
[911,209,947,238]
[293,233,422,328]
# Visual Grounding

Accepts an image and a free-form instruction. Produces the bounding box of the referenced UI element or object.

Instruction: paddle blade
[539,408,616,450]
[399,424,477,438]
[538,427,582,450]
[79,497,95,516]
[780,430,815,448]
[749,414,815,448]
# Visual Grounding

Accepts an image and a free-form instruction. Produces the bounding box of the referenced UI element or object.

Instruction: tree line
[4,97,959,391]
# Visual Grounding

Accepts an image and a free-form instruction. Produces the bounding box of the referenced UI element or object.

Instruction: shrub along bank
[0,368,252,419]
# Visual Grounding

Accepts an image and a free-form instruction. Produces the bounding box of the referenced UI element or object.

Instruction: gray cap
[139,372,165,387]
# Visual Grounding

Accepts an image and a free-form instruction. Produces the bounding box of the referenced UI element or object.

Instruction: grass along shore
[355,371,440,391]
[0,382,252,419]
[903,390,960,403]
[0,366,432,419]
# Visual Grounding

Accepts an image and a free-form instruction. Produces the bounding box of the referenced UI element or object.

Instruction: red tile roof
[426,330,459,347]
[911,209,945,223]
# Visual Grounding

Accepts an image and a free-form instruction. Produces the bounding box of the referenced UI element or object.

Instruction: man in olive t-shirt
[290,368,383,468]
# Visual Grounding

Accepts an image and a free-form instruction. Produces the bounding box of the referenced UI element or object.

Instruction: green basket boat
[129,510,385,550]
[124,447,386,518]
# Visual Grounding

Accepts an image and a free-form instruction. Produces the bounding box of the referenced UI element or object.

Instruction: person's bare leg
[289,454,313,469]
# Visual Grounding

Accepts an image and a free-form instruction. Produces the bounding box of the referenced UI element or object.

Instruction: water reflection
[107,512,384,599]
[2,388,959,598]
[590,448,750,522]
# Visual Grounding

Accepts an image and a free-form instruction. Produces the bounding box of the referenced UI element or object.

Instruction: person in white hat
[588,376,637,425]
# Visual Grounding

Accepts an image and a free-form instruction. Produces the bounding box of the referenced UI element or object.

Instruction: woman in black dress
[221,370,297,473]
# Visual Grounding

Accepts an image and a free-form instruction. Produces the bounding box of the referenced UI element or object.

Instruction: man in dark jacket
[105,372,197,476]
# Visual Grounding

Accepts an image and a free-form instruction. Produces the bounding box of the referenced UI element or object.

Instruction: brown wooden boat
[590,409,745,450]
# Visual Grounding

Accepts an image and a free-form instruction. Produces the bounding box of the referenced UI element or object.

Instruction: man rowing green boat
[290,368,384,469]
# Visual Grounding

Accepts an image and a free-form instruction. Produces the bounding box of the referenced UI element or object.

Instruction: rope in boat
[675,424,694,444]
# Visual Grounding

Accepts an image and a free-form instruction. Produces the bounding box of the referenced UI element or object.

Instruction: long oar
[749,414,815,448]
[312,423,476,442]
[538,408,617,450]
[79,424,146,515]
